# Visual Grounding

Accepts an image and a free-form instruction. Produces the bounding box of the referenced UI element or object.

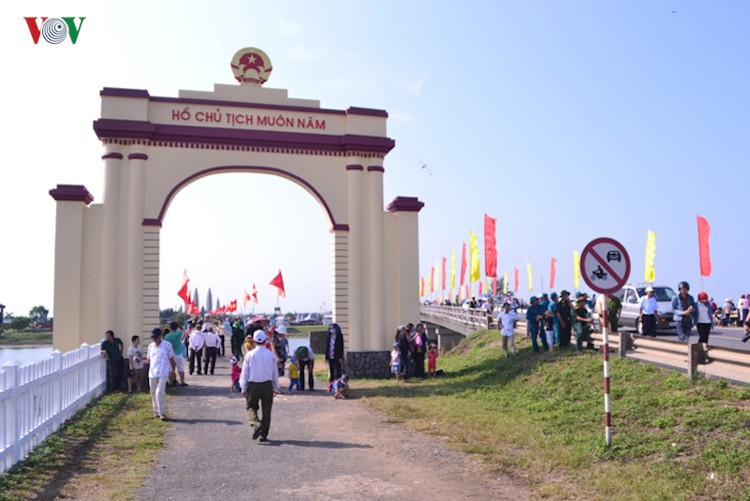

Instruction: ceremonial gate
[49,49,423,372]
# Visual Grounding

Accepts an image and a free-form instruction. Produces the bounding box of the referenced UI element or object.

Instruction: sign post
[580,237,630,446]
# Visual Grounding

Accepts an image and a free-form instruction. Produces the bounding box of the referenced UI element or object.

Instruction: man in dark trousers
[325,323,345,382]
[295,342,315,391]
[101,330,124,392]
[239,330,281,442]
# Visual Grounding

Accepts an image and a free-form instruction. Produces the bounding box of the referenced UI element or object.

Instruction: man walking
[145,328,176,421]
[672,281,696,343]
[240,330,281,442]
[203,325,221,375]
[188,326,206,375]
[164,322,187,386]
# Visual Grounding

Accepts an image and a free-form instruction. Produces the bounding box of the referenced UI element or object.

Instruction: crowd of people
[101,319,349,439]
[391,323,440,382]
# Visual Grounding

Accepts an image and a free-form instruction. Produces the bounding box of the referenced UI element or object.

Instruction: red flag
[251,283,259,304]
[478,280,483,295]
[177,270,190,304]
[187,302,199,315]
[460,243,467,286]
[550,257,558,290]
[230,299,237,312]
[270,270,286,297]
[697,215,712,276]
[484,214,497,278]
[243,289,251,306]
[441,257,447,290]
[514,267,519,292]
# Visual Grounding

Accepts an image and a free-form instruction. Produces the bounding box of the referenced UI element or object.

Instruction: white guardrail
[0,343,106,474]
[421,305,750,384]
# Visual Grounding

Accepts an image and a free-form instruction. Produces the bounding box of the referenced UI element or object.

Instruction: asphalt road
[620,325,750,351]
[138,356,529,501]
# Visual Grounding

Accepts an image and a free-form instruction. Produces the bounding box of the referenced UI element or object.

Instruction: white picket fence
[0,343,106,474]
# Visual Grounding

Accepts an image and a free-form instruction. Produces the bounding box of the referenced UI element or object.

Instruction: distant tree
[171,311,187,326]
[160,308,176,322]
[29,305,49,321]
[11,316,32,332]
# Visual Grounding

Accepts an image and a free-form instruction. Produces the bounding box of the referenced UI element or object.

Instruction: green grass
[353,329,750,500]
[0,331,52,345]
[0,391,168,501]
[286,324,326,337]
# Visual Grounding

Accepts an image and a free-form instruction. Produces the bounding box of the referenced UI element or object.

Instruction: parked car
[616,284,676,334]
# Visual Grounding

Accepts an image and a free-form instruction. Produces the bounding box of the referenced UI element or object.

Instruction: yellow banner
[450,251,456,290]
[503,271,508,294]
[644,230,656,282]
[469,231,481,283]
[573,250,581,289]
[527,263,533,291]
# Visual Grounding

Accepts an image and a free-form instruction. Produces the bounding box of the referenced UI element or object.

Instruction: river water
[0,346,54,366]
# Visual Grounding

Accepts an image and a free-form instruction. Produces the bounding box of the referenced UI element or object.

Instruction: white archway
[49,76,423,374]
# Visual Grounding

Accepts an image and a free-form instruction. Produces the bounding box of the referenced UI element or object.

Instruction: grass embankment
[286,324,326,337]
[354,330,750,500]
[0,331,52,345]
[0,392,167,501]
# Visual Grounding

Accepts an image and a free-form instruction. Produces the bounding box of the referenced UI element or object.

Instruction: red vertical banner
[697,215,712,276]
[514,267,519,292]
[484,214,497,278]
[460,243,467,286]
[478,280,483,295]
[550,257,557,289]
[441,256,447,290]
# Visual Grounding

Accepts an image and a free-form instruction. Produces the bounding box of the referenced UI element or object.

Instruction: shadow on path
[259,439,373,449]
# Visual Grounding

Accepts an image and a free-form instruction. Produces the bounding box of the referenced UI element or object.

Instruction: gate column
[100,147,123,336]
[125,151,147,338]
[345,164,365,351]
[49,185,94,352]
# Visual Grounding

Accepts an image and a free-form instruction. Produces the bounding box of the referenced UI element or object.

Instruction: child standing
[230,357,241,392]
[287,354,300,393]
[127,335,144,392]
[390,343,401,382]
[427,343,439,378]
[543,310,555,352]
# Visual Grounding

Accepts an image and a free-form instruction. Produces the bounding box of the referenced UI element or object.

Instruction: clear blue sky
[1,1,748,318]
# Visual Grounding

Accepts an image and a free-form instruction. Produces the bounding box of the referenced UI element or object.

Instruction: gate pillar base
[345,351,391,378]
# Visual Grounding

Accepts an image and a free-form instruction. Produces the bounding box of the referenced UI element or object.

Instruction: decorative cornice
[128,153,149,160]
[347,107,388,118]
[93,119,395,155]
[101,88,150,98]
[142,218,162,227]
[101,152,123,160]
[367,165,385,173]
[387,196,424,213]
[346,164,364,171]
[49,184,94,205]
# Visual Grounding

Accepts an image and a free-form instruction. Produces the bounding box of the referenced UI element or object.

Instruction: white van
[615,284,676,335]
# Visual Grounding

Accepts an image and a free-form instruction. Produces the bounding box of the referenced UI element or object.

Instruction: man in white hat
[239,329,281,442]
[639,286,659,337]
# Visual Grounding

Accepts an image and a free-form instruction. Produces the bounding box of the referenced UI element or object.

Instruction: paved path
[139,357,529,501]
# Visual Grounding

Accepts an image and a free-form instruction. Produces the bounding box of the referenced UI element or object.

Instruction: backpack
[296,346,310,361]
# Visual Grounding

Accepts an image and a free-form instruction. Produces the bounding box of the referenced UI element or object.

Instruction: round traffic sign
[580,237,631,294]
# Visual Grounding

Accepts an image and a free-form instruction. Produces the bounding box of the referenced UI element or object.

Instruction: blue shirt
[526,304,545,329]
[672,294,697,323]
[639,296,659,315]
